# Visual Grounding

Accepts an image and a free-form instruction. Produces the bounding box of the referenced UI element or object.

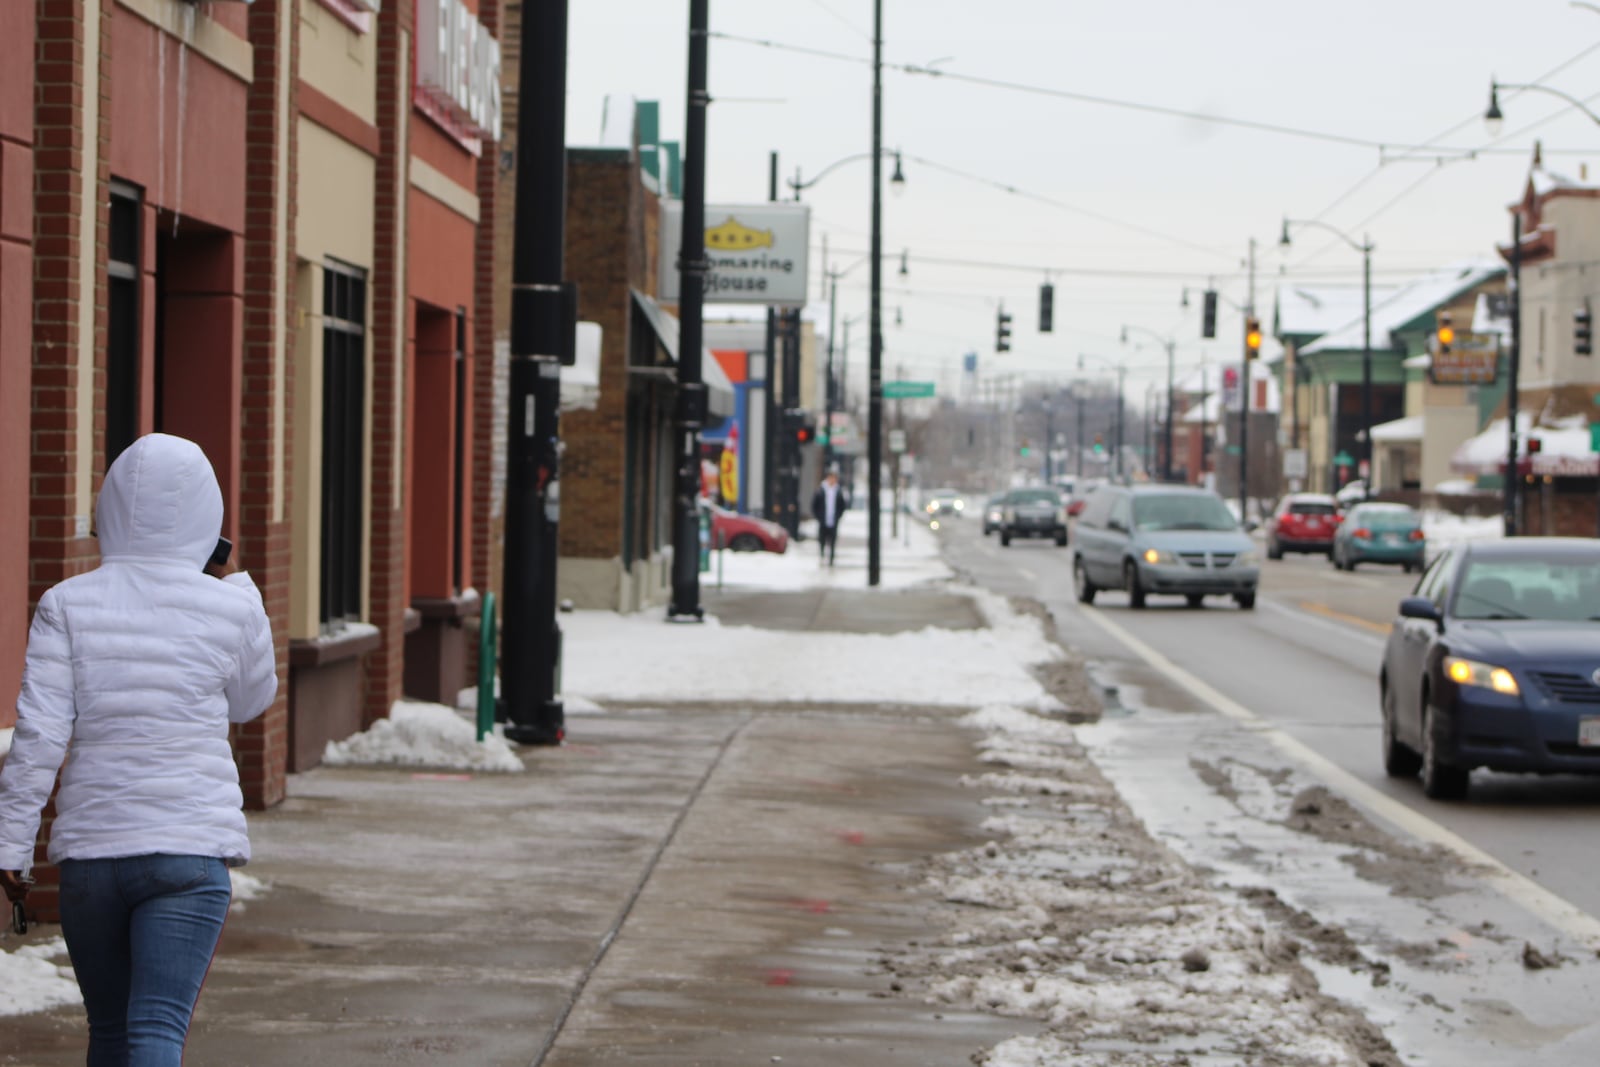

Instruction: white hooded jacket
[0,434,277,872]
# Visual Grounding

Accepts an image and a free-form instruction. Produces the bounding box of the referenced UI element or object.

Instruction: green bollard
[476,592,497,742]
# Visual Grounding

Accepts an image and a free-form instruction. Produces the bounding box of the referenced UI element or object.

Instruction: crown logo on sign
[705,217,774,250]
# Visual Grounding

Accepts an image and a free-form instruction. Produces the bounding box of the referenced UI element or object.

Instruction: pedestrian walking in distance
[0,433,277,1066]
[811,469,850,566]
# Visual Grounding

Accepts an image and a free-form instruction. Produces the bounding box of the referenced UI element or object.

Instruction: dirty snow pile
[564,585,1061,710]
[322,700,524,773]
[0,726,11,760]
[0,938,80,1017]
[886,704,1394,1067]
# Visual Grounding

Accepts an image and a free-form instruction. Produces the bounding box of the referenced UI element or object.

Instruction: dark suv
[999,488,1068,547]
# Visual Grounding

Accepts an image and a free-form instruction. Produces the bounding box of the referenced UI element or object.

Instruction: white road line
[1017,567,1037,581]
[1258,598,1387,651]
[1079,604,1600,950]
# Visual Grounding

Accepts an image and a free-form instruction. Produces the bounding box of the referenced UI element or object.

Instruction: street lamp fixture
[790,149,907,199]
[1480,77,1600,137]
[899,249,909,276]
[1484,81,1504,137]
[1280,217,1375,500]
[890,151,906,195]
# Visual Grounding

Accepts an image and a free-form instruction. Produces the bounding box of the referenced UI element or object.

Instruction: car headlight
[953,500,965,511]
[1234,549,1260,567]
[1142,548,1176,565]
[1443,656,1519,696]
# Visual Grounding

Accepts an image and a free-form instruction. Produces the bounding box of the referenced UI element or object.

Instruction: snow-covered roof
[1274,284,1397,340]
[1300,259,1505,356]
[1370,415,1423,443]
[1450,413,1598,475]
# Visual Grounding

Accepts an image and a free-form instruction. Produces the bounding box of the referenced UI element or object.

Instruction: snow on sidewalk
[322,700,524,774]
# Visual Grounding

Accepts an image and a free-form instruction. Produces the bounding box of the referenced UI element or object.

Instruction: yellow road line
[1299,600,1393,636]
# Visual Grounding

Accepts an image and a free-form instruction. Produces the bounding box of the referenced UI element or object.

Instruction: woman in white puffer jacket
[0,433,277,1066]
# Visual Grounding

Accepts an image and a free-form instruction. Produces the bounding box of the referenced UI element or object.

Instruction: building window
[321,261,367,627]
[106,181,142,470]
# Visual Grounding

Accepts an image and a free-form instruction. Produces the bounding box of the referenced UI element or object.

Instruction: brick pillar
[365,2,415,727]
[28,0,111,922]
[235,0,298,809]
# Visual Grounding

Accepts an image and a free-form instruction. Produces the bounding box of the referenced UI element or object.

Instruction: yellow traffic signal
[1437,311,1454,354]
[1244,317,1262,358]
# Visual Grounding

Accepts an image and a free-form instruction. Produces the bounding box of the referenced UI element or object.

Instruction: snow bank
[229,869,269,913]
[1424,511,1502,553]
[706,504,953,591]
[0,727,11,761]
[0,938,79,1017]
[322,701,524,773]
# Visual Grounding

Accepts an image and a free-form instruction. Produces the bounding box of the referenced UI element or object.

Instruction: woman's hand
[0,870,29,903]
[205,556,239,580]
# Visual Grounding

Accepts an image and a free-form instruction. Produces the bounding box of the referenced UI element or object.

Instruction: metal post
[500,0,571,745]
[1075,373,1085,478]
[824,268,838,472]
[1506,211,1522,537]
[866,0,884,586]
[667,0,710,620]
[1044,403,1054,482]
[762,152,778,519]
[1115,366,1125,481]
[1361,239,1373,501]
[777,309,801,536]
[1164,339,1175,483]
[1240,238,1255,523]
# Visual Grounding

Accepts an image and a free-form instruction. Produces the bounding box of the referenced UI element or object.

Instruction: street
[941,514,1600,1063]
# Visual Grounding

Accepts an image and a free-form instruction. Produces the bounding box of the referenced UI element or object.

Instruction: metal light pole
[867,0,884,586]
[500,0,572,745]
[667,0,710,619]
[1281,218,1374,500]
[1506,210,1522,536]
[763,152,779,520]
[1122,325,1176,481]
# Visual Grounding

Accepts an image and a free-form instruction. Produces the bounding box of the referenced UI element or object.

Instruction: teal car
[1332,503,1425,573]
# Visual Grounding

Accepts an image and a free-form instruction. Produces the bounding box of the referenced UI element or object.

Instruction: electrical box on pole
[1039,284,1054,333]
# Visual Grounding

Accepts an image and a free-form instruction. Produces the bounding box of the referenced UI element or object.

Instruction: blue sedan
[1380,538,1600,799]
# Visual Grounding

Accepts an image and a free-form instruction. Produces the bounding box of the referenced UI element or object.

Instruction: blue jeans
[58,855,232,1067]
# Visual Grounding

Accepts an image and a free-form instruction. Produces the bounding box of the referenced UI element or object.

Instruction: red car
[706,503,789,554]
[1266,493,1342,558]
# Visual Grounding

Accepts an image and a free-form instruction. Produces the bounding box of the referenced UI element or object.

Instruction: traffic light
[996,309,1013,352]
[795,420,815,445]
[1576,304,1593,356]
[1093,433,1105,456]
[1039,284,1055,334]
[1437,310,1454,356]
[1244,316,1262,360]
[785,409,815,445]
[1019,438,1031,457]
[1202,289,1218,340]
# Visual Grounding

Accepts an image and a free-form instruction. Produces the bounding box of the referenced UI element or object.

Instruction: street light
[1120,324,1176,482]
[1483,78,1600,137]
[789,149,906,199]
[1280,217,1374,501]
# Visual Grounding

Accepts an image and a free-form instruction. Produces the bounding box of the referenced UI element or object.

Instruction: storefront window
[106,181,142,470]
[321,260,367,627]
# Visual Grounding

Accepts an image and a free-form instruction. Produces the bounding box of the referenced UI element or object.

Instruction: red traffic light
[796,425,814,444]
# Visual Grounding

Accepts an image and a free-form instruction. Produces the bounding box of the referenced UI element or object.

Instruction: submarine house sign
[659,202,811,307]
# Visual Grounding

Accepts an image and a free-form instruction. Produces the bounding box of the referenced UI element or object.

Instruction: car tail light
[1408,529,1425,541]
[1352,527,1371,540]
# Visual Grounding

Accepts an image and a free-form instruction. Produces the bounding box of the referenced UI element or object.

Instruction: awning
[631,290,736,418]
[1370,415,1423,444]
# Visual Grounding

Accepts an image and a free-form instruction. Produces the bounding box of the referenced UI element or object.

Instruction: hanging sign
[415,0,503,141]
[659,202,811,307]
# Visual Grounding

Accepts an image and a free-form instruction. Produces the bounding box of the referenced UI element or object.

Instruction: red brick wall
[234,0,299,810]
[0,1,34,722]
[364,0,415,727]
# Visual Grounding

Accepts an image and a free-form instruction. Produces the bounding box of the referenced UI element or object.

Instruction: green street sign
[1333,450,1354,467]
[882,380,936,399]
[1591,422,1600,454]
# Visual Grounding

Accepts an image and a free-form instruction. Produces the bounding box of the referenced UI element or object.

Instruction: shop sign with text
[659,202,810,307]
[416,0,502,142]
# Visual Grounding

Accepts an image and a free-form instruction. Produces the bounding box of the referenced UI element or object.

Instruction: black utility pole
[778,308,802,536]
[763,152,779,520]
[1506,211,1522,537]
[501,0,573,744]
[824,267,838,472]
[866,0,884,586]
[1163,339,1175,482]
[668,0,710,619]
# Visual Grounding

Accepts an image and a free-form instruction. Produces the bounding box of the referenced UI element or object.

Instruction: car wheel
[1074,559,1096,605]
[1124,561,1146,609]
[729,533,763,552]
[1381,681,1422,778]
[1267,539,1283,561]
[1420,697,1469,800]
[1185,594,1204,609]
[1234,591,1256,610]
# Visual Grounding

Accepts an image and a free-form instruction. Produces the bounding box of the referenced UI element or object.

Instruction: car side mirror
[1398,595,1443,627]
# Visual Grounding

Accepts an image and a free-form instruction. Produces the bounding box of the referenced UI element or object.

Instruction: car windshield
[1453,554,1600,622]
[1009,490,1059,505]
[1133,494,1238,532]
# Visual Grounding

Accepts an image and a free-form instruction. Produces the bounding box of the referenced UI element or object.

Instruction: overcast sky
[566,1,1600,404]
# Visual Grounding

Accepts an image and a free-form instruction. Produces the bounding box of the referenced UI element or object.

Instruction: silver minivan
[1072,485,1260,609]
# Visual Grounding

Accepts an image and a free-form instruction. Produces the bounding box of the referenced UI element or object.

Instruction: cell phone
[209,537,233,570]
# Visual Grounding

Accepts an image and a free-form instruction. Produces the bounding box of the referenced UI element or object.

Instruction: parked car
[924,488,964,519]
[982,493,1007,536]
[1332,502,1425,572]
[706,502,788,554]
[1380,538,1600,799]
[1072,485,1259,609]
[1266,493,1341,558]
[998,488,1068,547]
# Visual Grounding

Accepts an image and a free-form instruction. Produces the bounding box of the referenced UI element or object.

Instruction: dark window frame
[320,259,367,629]
[106,180,143,470]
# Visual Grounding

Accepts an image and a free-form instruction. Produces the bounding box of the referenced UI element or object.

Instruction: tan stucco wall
[297,0,377,125]
[1522,196,1600,391]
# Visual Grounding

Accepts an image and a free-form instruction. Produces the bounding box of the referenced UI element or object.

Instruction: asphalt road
[941,514,1600,924]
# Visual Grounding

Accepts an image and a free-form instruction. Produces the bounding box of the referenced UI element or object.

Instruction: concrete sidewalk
[0,591,1031,1066]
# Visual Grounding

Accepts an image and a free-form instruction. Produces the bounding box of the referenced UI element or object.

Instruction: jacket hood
[96,433,223,568]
